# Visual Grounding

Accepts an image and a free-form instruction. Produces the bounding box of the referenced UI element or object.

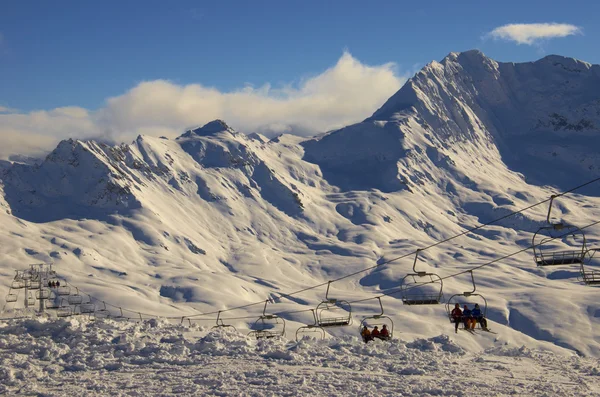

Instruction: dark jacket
[451,308,462,319]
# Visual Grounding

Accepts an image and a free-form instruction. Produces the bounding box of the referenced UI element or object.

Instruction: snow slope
[2,50,600,388]
[1,317,600,396]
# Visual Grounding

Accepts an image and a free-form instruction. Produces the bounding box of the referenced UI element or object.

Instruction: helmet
[455,303,459,308]
[382,324,387,328]
[373,326,378,329]
[474,304,479,307]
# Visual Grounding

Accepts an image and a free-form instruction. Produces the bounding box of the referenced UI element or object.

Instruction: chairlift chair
[578,249,600,285]
[212,311,237,331]
[295,309,326,341]
[5,289,18,303]
[28,280,41,290]
[11,280,25,289]
[95,302,111,318]
[400,250,444,305]
[533,196,587,267]
[446,271,489,331]
[79,295,96,314]
[315,281,352,327]
[57,299,72,318]
[68,287,83,305]
[57,285,70,296]
[358,297,393,340]
[45,293,60,310]
[26,294,35,307]
[248,300,286,339]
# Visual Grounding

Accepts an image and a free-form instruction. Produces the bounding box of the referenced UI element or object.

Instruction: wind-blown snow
[2,50,600,395]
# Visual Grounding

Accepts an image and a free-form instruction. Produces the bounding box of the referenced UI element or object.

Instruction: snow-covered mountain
[2,50,600,362]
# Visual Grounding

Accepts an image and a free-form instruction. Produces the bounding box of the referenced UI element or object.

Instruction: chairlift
[80,295,96,314]
[358,297,393,340]
[28,280,41,290]
[446,271,489,331]
[315,281,352,327]
[295,309,325,341]
[11,280,25,289]
[35,288,50,300]
[400,249,443,305]
[45,293,60,310]
[533,195,587,266]
[95,302,111,318]
[57,299,72,318]
[57,285,70,296]
[578,249,600,285]
[68,287,83,305]
[212,311,237,331]
[5,289,18,303]
[248,300,286,339]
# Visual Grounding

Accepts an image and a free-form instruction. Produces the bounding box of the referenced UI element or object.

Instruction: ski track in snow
[0,317,599,396]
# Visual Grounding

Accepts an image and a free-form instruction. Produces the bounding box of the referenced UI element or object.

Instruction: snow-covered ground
[1,317,599,396]
[2,50,600,395]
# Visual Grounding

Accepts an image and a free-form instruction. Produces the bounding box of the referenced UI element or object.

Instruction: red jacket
[451,308,462,319]
[371,329,380,337]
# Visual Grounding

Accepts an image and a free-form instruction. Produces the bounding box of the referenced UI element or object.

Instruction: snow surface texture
[2,51,600,394]
[1,317,600,396]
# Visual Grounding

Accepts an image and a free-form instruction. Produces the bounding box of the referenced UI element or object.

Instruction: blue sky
[0,0,598,158]
[1,0,597,111]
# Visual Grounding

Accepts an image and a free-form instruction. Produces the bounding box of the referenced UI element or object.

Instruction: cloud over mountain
[0,52,405,159]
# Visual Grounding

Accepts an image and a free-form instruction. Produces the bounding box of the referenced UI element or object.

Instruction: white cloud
[0,52,406,159]
[488,23,582,45]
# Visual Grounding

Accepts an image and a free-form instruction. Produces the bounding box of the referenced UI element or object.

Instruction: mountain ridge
[2,50,600,357]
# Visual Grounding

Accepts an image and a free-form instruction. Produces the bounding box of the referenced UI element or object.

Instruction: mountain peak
[184,120,235,138]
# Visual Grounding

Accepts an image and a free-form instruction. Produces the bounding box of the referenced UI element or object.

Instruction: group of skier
[361,324,390,342]
[47,280,61,288]
[450,303,487,332]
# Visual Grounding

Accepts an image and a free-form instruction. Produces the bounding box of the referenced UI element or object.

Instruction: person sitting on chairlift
[451,303,462,333]
[361,326,372,343]
[379,324,390,339]
[371,326,380,339]
[48,281,53,288]
[56,280,60,288]
[471,303,487,329]
[463,305,476,330]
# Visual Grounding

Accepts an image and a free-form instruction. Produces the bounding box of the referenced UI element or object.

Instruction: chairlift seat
[68,295,83,305]
[11,281,25,289]
[581,270,600,285]
[57,307,72,318]
[318,317,351,327]
[45,301,60,310]
[28,281,41,290]
[536,250,584,266]
[5,294,18,303]
[80,303,96,314]
[57,286,70,296]
[249,330,279,339]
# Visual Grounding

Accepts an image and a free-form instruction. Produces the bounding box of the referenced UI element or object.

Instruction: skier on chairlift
[471,303,487,329]
[361,325,372,343]
[451,303,462,333]
[380,324,390,339]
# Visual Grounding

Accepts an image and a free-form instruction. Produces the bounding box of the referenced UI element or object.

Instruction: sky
[1,0,598,158]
